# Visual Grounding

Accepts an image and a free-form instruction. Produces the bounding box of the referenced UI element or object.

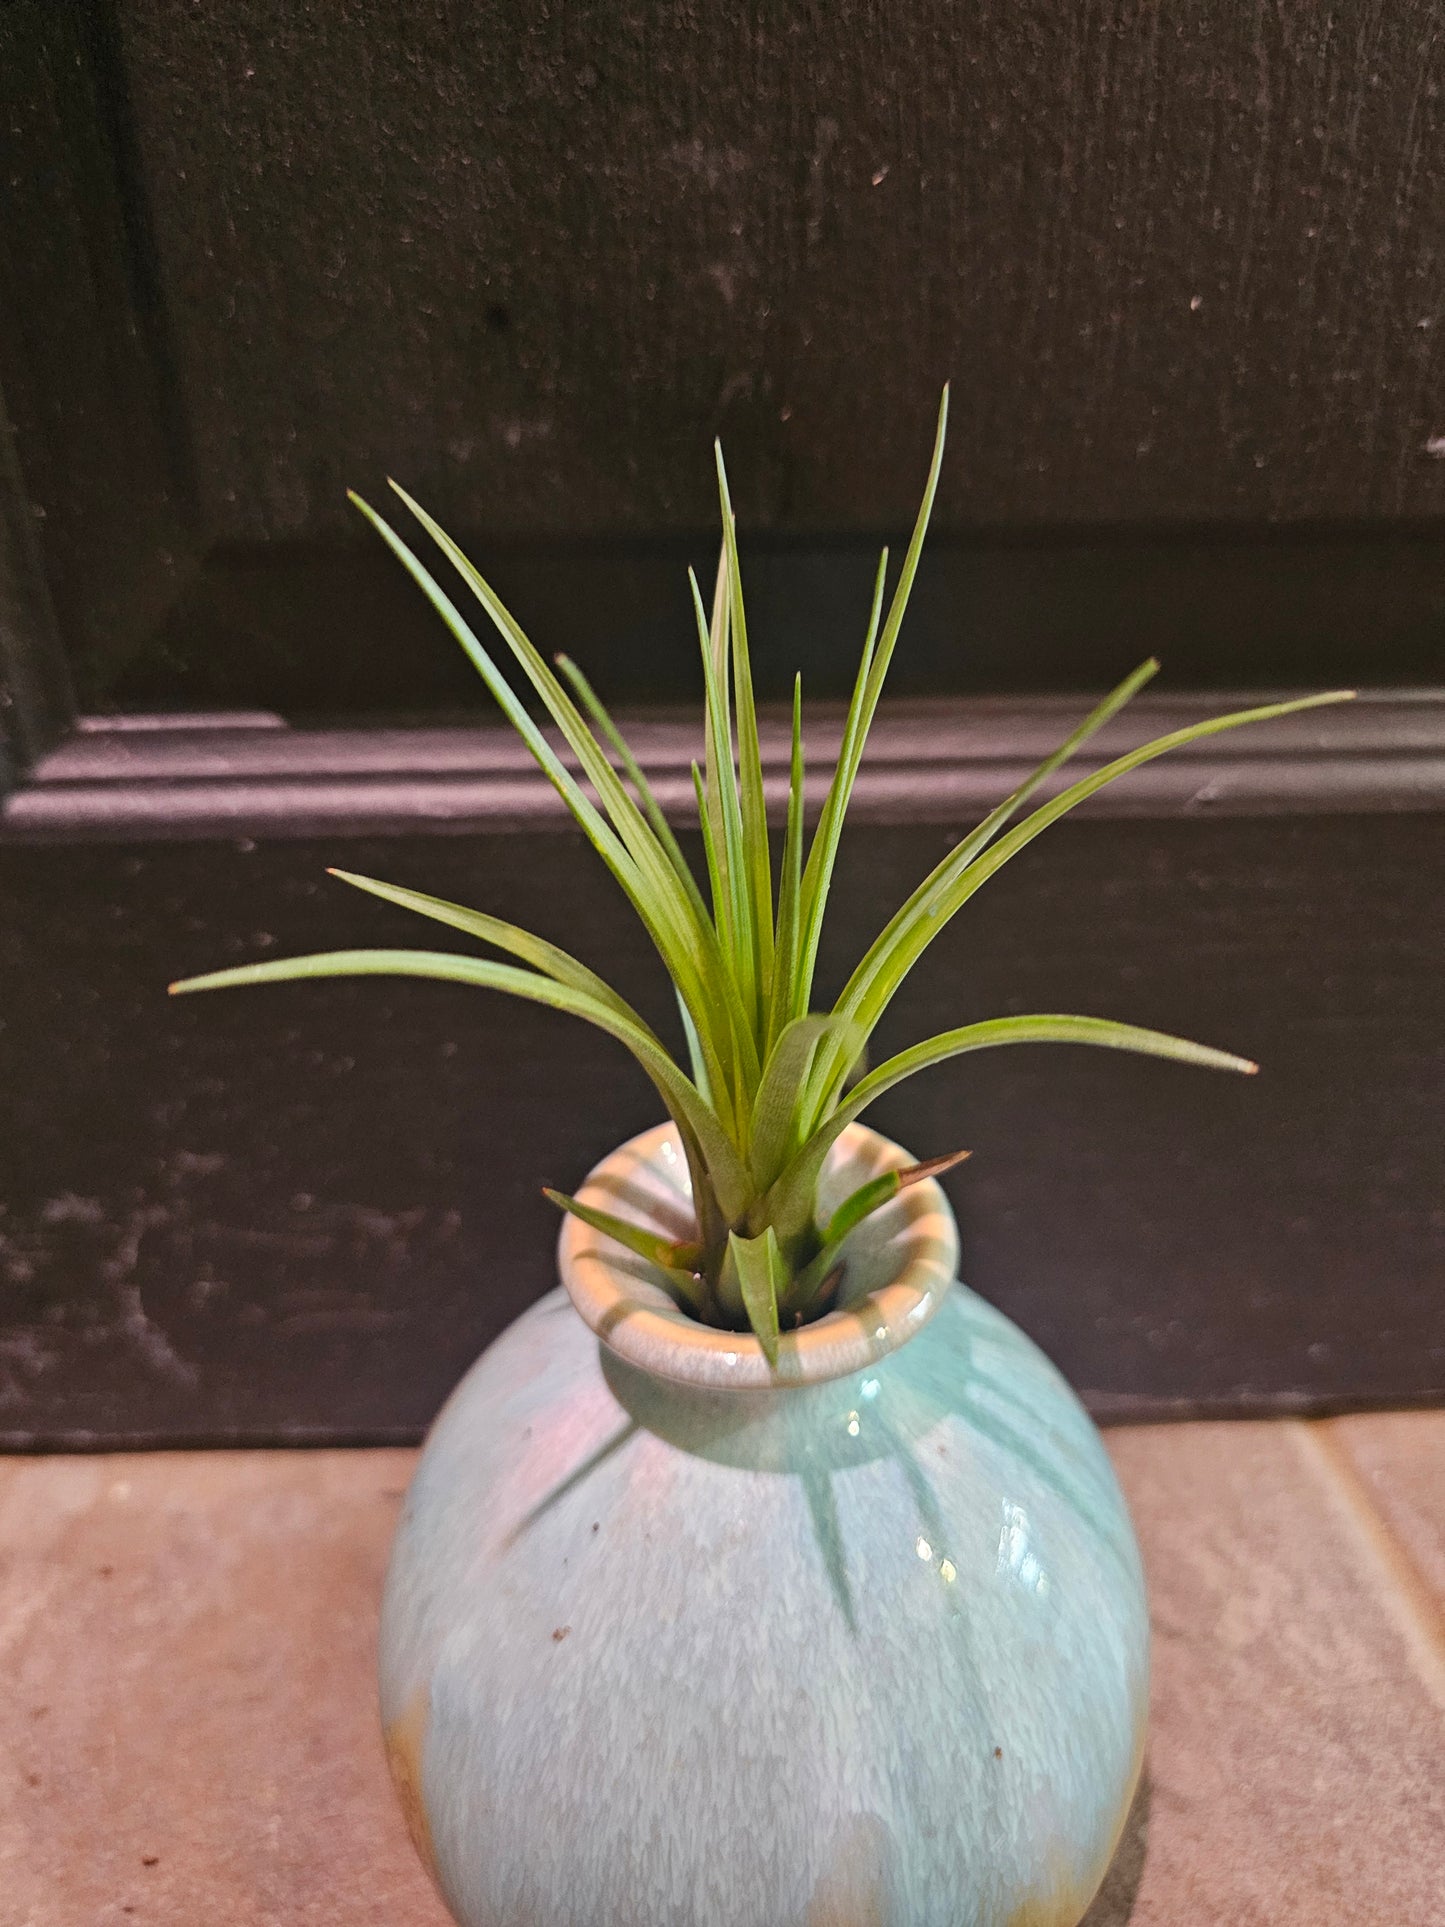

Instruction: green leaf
[725,1226,785,1366]
[324,868,647,1028]
[675,987,713,1102]
[553,653,708,922]
[168,946,755,1224]
[820,687,1356,1104]
[690,758,729,942]
[690,565,756,1032]
[801,654,1161,1121]
[766,1012,1257,1241]
[698,544,735,917]
[747,1013,855,1196]
[675,1118,729,1263]
[380,486,741,1123]
[715,445,775,1006]
[347,493,628,871]
[814,1172,900,1257]
[543,1188,709,1317]
[316,877,736,1223]
[684,759,763,1108]
[800,549,884,930]
[795,387,949,1014]
[789,1148,971,1310]
[850,387,950,744]
[766,675,807,1049]
[822,1146,972,1247]
[840,389,947,747]
[351,495,685,977]
[390,483,659,862]
[552,648,762,1115]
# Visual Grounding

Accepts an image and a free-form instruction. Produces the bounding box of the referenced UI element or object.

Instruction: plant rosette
[171,393,1350,1926]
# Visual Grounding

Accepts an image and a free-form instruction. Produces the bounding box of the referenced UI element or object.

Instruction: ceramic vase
[378,1120,1149,1927]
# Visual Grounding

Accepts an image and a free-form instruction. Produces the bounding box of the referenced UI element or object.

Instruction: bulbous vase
[379,1121,1149,1927]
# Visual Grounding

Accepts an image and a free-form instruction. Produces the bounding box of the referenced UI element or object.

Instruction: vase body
[379,1124,1149,1927]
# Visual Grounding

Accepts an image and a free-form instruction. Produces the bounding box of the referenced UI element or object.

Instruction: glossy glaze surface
[379,1126,1149,1927]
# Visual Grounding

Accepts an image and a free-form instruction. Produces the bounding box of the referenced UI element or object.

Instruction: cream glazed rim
[557,1119,960,1391]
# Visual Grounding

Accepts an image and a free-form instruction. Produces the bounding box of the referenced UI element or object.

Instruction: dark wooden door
[1,3,1441,1444]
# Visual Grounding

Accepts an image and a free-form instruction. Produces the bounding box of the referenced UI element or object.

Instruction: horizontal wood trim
[3,690,1441,841]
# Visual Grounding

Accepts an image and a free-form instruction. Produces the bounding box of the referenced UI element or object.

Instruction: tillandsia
[170,391,1354,1363]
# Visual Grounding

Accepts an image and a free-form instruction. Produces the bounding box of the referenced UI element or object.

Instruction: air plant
[170,392,1352,1362]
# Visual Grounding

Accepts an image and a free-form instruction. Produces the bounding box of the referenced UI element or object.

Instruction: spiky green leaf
[801,653,1161,1119]
[766,675,807,1048]
[169,947,754,1223]
[815,687,1354,1116]
[543,1189,708,1315]
[714,445,774,1004]
[690,565,755,1027]
[378,486,740,1119]
[747,1014,856,1196]
[725,1225,786,1365]
[793,388,948,1013]
[554,652,709,921]
[790,1148,971,1310]
[766,1013,1256,1240]
[324,868,645,1027]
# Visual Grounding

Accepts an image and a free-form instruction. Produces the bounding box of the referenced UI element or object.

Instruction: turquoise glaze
[379,1123,1149,1927]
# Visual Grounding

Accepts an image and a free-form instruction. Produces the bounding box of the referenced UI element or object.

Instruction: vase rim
[557,1121,959,1391]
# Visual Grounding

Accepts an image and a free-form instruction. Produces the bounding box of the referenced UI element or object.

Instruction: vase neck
[558,1122,959,1393]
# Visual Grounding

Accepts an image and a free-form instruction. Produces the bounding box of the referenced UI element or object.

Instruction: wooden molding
[4,689,1442,842]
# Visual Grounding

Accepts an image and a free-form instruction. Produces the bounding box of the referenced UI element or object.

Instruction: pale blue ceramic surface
[379,1124,1149,1927]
